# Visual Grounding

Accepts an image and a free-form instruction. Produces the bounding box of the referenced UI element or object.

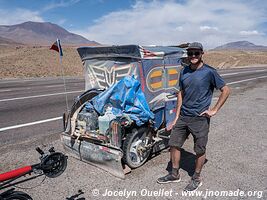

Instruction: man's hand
[200,85,230,118]
[200,109,217,118]
[166,118,178,131]
[166,114,181,131]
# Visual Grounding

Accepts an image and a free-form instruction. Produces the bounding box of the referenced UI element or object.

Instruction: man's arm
[175,90,183,121]
[200,85,230,117]
[166,90,183,131]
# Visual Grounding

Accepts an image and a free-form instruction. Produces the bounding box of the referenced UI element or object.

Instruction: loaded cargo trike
[60,45,187,179]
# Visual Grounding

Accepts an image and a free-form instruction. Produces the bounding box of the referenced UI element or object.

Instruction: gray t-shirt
[179,64,225,117]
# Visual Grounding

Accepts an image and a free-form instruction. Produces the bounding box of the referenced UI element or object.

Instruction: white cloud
[175,26,183,31]
[0,8,44,25]
[73,0,267,49]
[42,0,80,11]
[200,26,219,32]
[239,30,262,36]
[57,19,67,26]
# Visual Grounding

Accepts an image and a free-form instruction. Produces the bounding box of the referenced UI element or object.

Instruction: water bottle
[98,107,116,135]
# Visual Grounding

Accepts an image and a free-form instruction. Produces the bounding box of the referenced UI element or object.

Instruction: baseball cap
[187,42,203,51]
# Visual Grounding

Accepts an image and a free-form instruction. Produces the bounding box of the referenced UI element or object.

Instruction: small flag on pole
[50,38,69,111]
[50,39,63,56]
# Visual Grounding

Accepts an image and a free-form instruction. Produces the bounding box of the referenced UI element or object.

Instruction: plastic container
[98,107,116,135]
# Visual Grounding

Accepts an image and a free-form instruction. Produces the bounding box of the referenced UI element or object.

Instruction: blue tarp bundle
[86,76,154,126]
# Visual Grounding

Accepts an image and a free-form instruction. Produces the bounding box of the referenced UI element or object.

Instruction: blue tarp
[87,76,154,126]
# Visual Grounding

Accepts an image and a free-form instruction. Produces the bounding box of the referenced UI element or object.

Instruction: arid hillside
[0,45,267,79]
[203,50,267,69]
[0,45,83,78]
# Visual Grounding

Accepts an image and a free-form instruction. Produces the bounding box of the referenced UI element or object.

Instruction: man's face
[187,49,203,65]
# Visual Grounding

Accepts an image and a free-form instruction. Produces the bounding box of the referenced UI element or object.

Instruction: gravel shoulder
[0,82,266,200]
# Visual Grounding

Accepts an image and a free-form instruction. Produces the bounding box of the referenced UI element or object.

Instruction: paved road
[0,75,266,200]
[0,66,267,146]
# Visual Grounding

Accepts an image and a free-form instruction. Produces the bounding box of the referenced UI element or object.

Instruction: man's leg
[157,118,188,184]
[195,153,206,173]
[157,146,182,184]
[170,146,181,176]
[194,152,206,178]
[184,139,207,191]
[185,117,209,191]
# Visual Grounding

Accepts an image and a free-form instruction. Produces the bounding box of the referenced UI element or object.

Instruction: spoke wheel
[122,127,152,168]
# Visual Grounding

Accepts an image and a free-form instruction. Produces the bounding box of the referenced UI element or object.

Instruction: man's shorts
[168,115,210,155]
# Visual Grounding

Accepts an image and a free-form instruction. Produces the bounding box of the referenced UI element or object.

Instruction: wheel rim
[129,136,150,165]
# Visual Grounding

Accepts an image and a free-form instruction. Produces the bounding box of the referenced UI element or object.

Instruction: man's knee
[194,135,208,155]
[194,145,206,155]
[170,146,182,151]
[196,151,206,157]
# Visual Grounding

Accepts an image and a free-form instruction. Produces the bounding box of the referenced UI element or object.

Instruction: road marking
[0,117,62,132]
[0,90,83,102]
[227,75,267,85]
[45,85,64,88]
[0,75,267,132]
[221,69,266,76]
[0,89,12,92]
[2,99,223,132]
[0,77,84,84]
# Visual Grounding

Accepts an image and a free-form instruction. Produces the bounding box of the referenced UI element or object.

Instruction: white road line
[0,75,267,132]
[0,90,83,102]
[0,117,62,132]
[0,97,231,132]
[221,69,266,76]
[227,76,267,85]
[0,77,84,84]
[0,78,60,84]
[0,89,12,92]
[45,85,64,88]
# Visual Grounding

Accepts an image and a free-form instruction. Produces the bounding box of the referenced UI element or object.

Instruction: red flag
[50,39,63,56]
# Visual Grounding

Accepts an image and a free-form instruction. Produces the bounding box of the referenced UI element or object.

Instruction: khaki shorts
[168,115,210,155]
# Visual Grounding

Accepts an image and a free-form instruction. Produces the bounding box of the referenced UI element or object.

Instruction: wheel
[122,127,153,168]
[3,191,33,200]
[41,152,68,178]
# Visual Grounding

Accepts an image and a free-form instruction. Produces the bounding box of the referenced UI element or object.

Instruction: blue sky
[0,0,266,48]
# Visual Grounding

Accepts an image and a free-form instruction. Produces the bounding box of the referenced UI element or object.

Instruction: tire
[70,89,103,118]
[65,89,102,133]
[4,191,33,200]
[122,127,152,169]
[42,152,68,178]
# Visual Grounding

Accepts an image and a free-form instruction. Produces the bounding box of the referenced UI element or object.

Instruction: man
[157,42,230,191]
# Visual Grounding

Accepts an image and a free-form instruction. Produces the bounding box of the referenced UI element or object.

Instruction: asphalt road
[0,66,267,146]
[0,69,266,200]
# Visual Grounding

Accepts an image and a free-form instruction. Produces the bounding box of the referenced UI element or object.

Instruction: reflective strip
[168,68,178,75]
[150,82,163,89]
[168,80,178,86]
[150,70,162,78]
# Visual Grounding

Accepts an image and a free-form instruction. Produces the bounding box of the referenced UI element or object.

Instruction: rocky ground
[0,80,266,200]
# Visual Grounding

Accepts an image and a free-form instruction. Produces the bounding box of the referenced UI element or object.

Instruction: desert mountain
[0,21,98,45]
[213,41,267,51]
[0,36,23,45]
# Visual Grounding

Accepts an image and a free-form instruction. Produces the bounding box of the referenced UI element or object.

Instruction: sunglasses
[187,51,202,57]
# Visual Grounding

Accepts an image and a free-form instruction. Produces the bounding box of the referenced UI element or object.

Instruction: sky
[0,0,266,49]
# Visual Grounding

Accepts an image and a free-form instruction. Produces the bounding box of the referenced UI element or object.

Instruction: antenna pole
[60,56,69,112]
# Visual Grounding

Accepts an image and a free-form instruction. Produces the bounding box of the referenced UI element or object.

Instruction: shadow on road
[165,148,208,176]
[66,189,85,200]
